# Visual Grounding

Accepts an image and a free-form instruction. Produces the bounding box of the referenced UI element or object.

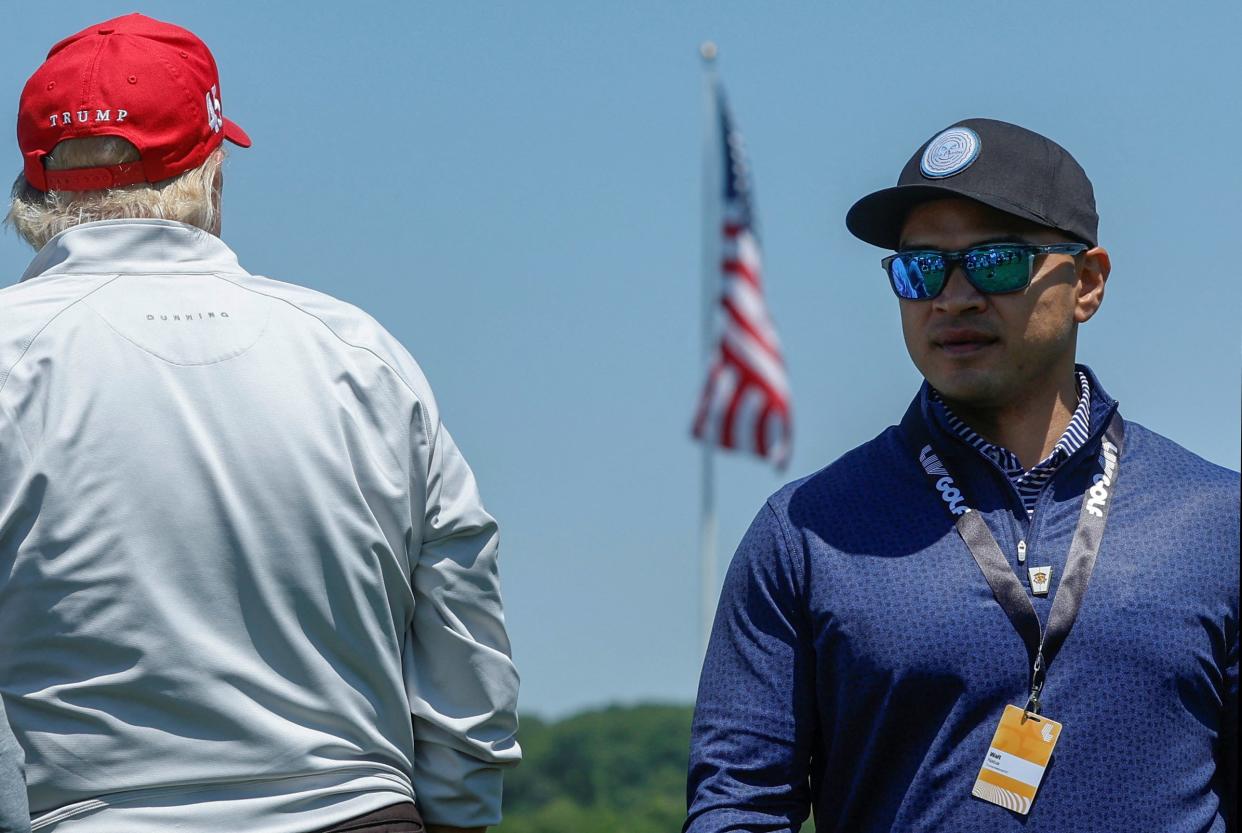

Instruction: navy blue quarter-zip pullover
[686,367,1238,833]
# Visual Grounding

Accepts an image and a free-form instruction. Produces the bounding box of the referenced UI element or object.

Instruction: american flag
[691,88,792,468]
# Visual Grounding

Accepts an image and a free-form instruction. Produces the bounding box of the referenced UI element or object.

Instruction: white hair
[6,136,224,250]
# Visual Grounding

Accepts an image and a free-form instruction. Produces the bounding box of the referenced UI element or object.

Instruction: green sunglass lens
[964,247,1030,292]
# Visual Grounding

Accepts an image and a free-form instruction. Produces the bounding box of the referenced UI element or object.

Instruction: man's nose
[933,265,986,314]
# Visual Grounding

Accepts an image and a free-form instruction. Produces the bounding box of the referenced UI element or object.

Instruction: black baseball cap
[846,118,1098,250]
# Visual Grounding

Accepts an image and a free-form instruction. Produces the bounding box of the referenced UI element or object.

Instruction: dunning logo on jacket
[919,445,969,516]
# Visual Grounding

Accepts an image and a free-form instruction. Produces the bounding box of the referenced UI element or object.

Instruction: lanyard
[902,405,1125,715]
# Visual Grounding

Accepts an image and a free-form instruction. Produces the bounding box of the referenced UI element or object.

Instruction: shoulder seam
[764,498,810,621]
[209,273,434,439]
[0,274,123,398]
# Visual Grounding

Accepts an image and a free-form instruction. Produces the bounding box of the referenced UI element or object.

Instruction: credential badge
[920,126,981,179]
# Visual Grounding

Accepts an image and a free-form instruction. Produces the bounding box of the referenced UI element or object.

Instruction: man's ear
[1074,246,1109,323]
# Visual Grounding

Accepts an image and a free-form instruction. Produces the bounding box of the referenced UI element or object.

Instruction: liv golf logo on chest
[919,445,969,516]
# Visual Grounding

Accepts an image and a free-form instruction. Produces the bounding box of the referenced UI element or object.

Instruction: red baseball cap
[17,13,251,192]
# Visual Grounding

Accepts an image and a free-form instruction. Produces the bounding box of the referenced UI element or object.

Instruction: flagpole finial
[699,41,718,63]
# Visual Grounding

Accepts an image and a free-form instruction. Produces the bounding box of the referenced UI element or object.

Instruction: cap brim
[845,184,1055,250]
[223,118,251,148]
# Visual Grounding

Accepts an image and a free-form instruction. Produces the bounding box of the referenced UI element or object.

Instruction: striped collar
[930,372,1092,514]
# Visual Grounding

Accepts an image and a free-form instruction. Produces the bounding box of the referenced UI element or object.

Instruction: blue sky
[3,1,1238,717]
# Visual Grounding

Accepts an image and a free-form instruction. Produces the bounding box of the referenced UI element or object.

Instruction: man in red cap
[1,14,519,833]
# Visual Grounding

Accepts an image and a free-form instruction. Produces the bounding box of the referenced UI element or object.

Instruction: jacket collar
[20,219,246,282]
[904,364,1120,465]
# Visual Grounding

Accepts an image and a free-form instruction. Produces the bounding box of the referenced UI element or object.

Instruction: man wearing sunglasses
[685,118,1238,832]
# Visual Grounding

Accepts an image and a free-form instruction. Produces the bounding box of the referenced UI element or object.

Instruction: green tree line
[498,703,815,833]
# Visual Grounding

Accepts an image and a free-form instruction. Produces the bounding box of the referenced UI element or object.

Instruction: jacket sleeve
[684,501,816,833]
[403,422,520,828]
[0,407,32,833]
[0,695,30,833]
[1223,617,1238,833]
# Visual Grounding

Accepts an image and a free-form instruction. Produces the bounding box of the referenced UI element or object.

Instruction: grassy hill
[498,703,815,833]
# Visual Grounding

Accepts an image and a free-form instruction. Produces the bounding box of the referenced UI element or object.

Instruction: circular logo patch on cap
[920,127,981,179]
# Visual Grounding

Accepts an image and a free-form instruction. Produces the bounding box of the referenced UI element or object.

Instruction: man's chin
[923,367,1008,408]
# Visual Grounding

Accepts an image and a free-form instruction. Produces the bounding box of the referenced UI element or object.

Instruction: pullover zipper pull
[1017,540,1027,564]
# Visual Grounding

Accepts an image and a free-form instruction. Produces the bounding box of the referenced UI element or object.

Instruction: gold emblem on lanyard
[1028,566,1052,596]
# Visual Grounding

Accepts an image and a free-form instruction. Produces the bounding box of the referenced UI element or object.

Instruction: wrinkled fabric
[0,220,519,833]
[687,371,1238,833]
[0,695,30,833]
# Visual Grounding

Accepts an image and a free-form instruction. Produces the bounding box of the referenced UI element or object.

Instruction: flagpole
[698,41,719,658]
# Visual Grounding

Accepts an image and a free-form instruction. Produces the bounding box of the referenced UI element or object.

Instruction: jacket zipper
[1012,401,1120,591]
[925,395,1119,579]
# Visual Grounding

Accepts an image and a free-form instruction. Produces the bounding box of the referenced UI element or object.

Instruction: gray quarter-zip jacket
[0,695,29,833]
[0,220,520,832]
